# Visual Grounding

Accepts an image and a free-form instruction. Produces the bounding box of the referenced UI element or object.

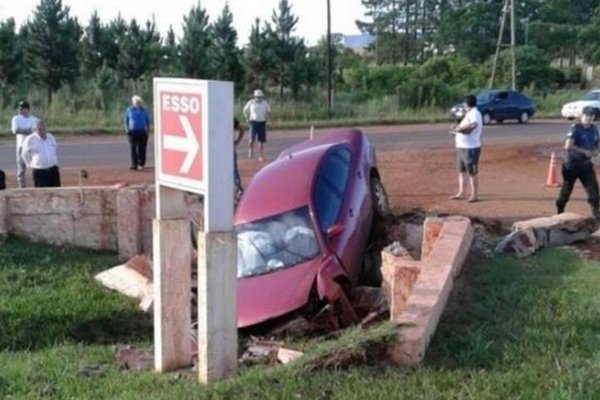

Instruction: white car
[561,90,600,119]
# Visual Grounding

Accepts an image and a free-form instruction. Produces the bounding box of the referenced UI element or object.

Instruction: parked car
[234,129,389,328]
[449,89,536,125]
[561,90,600,120]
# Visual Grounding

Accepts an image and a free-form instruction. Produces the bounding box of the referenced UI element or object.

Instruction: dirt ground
[6,137,595,226]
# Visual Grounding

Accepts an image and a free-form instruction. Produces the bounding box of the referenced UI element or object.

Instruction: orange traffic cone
[544,151,560,187]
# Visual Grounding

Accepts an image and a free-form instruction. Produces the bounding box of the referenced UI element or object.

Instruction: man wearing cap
[21,120,61,188]
[243,89,271,161]
[556,106,600,218]
[11,101,38,188]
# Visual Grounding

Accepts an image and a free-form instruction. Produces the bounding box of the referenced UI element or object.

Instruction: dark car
[449,90,536,125]
[234,129,389,328]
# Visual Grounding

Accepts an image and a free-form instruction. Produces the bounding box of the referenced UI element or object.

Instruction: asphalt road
[0,120,572,171]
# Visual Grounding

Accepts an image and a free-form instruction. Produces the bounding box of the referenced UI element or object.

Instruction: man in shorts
[450,94,483,203]
[243,89,270,161]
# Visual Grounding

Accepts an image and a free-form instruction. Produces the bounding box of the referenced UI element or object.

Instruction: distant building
[340,34,375,51]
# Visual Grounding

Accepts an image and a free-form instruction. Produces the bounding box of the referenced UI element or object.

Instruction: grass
[2,237,600,399]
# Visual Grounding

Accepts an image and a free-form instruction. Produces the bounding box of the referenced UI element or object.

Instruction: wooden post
[153,186,192,372]
[197,231,238,383]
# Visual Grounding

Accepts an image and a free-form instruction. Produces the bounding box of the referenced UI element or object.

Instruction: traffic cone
[544,151,560,187]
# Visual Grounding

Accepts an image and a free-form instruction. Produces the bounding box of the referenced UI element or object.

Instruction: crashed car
[235,128,389,328]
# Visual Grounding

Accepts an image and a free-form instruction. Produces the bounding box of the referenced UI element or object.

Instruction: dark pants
[127,130,149,168]
[32,166,61,188]
[556,160,600,214]
[250,121,267,143]
[234,150,242,193]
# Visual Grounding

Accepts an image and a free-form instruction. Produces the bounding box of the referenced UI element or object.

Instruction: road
[0,120,571,171]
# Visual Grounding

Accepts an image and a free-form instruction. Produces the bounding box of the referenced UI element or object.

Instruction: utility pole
[489,0,516,90]
[326,0,333,116]
[510,0,516,90]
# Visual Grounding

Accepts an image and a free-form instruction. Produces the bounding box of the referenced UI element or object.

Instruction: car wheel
[370,176,390,219]
[518,111,530,124]
[482,112,492,125]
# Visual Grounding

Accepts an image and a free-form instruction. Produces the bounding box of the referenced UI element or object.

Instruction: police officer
[556,106,600,218]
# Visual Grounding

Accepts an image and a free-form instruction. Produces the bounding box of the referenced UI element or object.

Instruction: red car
[235,128,389,328]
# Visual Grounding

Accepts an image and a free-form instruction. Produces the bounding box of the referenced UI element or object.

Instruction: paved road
[0,120,572,171]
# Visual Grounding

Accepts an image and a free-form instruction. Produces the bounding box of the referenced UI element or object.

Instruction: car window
[581,91,600,101]
[314,148,352,232]
[497,92,508,100]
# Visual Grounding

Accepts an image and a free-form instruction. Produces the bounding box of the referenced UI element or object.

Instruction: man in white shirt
[21,120,61,188]
[450,94,483,202]
[243,89,271,161]
[11,101,37,188]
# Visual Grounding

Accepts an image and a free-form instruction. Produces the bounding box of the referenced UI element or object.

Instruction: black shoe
[130,166,136,170]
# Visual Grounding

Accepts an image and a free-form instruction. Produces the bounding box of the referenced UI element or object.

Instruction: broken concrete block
[421,217,444,260]
[380,242,421,321]
[95,255,153,311]
[495,213,599,256]
[389,216,473,365]
[494,228,538,257]
[277,348,303,364]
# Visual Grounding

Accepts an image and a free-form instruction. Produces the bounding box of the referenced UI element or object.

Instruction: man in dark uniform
[556,106,600,218]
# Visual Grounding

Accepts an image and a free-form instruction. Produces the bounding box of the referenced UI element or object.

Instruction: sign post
[153,78,237,383]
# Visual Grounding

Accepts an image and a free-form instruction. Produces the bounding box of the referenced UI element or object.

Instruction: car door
[493,91,510,119]
[507,91,524,118]
[313,147,362,280]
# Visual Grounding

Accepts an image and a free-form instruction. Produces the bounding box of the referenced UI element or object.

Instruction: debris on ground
[495,213,600,257]
[94,255,153,311]
[115,345,154,371]
[78,365,105,379]
[277,348,304,364]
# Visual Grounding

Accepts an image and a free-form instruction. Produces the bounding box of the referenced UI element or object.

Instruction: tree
[209,4,243,85]
[26,0,81,104]
[270,0,300,96]
[161,26,181,75]
[0,18,22,88]
[81,11,109,77]
[116,19,162,92]
[244,18,276,91]
[180,3,212,78]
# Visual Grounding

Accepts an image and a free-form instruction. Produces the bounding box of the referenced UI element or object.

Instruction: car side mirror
[326,223,344,239]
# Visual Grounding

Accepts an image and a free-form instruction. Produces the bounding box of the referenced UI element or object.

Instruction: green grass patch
[1,238,600,399]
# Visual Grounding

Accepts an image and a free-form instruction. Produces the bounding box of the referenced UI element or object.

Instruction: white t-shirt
[11,115,38,147]
[455,107,483,149]
[243,99,271,122]
[21,132,59,169]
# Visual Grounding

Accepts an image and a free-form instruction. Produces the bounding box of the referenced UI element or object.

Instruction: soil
[26,141,593,226]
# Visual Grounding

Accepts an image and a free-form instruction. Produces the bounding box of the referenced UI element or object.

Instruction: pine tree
[26,0,81,104]
[116,18,162,92]
[209,4,243,86]
[0,18,21,88]
[81,11,109,77]
[180,3,212,78]
[270,0,300,96]
[244,18,276,91]
[161,26,180,75]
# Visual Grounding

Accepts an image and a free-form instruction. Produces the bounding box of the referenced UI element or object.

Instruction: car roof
[235,129,363,224]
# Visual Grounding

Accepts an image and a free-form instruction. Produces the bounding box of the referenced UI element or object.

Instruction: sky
[2,0,367,45]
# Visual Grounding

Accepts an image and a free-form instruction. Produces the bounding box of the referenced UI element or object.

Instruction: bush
[343,64,415,96]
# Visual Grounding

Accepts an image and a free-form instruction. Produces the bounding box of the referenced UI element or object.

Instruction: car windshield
[581,91,600,101]
[236,206,320,279]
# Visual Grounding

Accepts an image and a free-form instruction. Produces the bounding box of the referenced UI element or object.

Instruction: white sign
[153,78,234,231]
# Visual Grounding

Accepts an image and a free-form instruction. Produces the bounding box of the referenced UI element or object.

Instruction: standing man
[124,95,151,171]
[21,120,61,188]
[450,94,483,203]
[243,89,270,161]
[11,101,37,188]
[556,106,600,218]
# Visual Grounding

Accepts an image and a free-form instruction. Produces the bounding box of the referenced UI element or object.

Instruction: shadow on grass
[0,311,152,351]
[424,249,587,370]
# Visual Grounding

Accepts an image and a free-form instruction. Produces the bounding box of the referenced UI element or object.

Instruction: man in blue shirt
[124,95,151,170]
[556,106,600,218]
